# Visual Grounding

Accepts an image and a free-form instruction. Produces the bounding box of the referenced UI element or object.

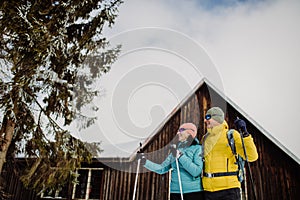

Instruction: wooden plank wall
[128,82,300,200]
[2,161,40,200]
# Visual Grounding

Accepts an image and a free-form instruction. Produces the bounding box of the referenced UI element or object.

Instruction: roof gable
[128,79,300,164]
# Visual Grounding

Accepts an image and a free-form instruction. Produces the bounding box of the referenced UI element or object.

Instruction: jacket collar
[178,137,200,148]
[207,121,229,136]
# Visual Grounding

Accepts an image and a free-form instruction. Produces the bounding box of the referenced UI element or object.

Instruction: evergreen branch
[20,87,65,132]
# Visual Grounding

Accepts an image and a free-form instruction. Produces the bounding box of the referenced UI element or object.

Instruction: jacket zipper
[227,158,229,172]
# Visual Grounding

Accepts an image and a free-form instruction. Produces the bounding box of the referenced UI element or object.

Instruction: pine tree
[0,0,122,195]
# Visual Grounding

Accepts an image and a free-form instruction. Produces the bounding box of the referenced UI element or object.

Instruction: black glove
[136,152,146,165]
[234,118,249,137]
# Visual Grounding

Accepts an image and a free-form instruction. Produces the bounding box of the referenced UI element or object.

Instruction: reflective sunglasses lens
[205,114,211,120]
[178,128,186,132]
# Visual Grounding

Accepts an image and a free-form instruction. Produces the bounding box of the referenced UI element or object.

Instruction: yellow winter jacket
[202,121,258,192]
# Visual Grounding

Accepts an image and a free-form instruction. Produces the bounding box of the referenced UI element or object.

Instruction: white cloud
[196,0,300,160]
[89,0,300,159]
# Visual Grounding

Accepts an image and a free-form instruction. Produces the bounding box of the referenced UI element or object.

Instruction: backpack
[227,129,246,182]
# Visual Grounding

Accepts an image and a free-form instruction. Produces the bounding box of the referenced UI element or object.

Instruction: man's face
[204,117,220,129]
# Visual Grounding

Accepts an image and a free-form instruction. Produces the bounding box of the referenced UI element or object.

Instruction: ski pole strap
[203,171,238,178]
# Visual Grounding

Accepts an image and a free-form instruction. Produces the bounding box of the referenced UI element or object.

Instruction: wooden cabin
[2,80,300,200]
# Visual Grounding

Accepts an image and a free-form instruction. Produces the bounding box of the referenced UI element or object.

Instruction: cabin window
[41,168,103,200]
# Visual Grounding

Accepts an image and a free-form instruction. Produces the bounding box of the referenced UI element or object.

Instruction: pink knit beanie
[179,123,197,138]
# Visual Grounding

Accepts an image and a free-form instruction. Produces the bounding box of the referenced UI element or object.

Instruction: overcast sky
[72,0,300,162]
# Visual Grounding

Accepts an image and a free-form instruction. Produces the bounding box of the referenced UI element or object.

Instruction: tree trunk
[0,118,16,174]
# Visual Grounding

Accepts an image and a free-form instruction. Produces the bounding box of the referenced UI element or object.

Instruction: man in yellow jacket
[202,107,258,200]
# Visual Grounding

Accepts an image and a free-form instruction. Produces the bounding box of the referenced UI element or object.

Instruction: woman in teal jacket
[141,123,204,200]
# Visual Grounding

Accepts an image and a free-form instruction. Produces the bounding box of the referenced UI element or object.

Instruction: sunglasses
[205,114,222,120]
[178,128,195,133]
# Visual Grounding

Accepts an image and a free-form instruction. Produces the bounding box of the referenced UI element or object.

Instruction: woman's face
[177,130,190,142]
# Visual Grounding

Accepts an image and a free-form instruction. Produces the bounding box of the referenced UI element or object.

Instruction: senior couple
[137,107,258,200]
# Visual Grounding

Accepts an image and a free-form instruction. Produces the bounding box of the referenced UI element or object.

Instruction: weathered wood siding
[131,82,300,200]
[2,161,40,200]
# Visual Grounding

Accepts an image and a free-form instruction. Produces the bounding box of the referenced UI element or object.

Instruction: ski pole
[237,118,257,200]
[132,143,142,200]
[132,158,140,200]
[175,156,184,200]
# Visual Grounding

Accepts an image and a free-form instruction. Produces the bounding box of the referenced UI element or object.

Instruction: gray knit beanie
[206,107,225,124]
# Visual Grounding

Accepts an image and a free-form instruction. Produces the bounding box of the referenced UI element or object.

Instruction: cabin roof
[125,78,300,164]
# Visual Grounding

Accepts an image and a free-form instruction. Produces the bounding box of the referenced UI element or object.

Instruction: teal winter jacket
[144,139,203,194]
